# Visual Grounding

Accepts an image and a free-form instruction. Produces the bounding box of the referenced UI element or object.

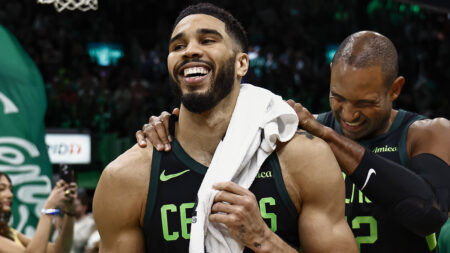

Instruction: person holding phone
[0,171,77,253]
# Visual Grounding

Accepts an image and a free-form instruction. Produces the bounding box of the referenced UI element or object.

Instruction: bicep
[93,165,147,253]
[296,142,357,252]
[298,210,356,253]
[98,228,145,253]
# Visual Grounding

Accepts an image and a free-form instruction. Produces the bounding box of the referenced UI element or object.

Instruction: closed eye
[355,101,376,107]
[330,94,344,102]
[201,38,216,45]
[171,43,185,51]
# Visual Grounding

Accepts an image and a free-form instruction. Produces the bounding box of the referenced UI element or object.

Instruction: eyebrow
[169,32,184,45]
[330,91,376,104]
[330,91,343,98]
[197,28,223,38]
[169,28,224,45]
[0,183,10,188]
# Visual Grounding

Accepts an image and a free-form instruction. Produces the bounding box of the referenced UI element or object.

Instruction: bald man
[291,31,450,253]
[137,31,450,253]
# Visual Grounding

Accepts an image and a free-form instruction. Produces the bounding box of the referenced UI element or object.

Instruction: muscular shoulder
[407,118,450,162]
[277,130,336,170]
[103,144,153,182]
[94,144,154,228]
[276,130,343,202]
[409,117,450,134]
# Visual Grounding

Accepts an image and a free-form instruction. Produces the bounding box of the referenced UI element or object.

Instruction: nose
[183,41,203,59]
[341,102,359,122]
[5,188,13,199]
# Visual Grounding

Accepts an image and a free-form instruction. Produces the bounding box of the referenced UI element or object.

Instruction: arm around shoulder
[93,145,153,253]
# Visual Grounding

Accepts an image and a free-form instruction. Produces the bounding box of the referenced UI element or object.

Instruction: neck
[378,109,398,136]
[176,82,241,166]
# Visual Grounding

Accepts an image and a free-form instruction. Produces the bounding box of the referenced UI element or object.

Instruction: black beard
[169,55,236,114]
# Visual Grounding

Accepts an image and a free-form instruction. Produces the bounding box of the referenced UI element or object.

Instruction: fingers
[136,130,147,148]
[286,99,296,108]
[212,182,256,214]
[160,111,172,144]
[146,113,172,151]
[143,116,165,151]
[55,179,66,188]
[172,107,180,116]
[213,181,250,197]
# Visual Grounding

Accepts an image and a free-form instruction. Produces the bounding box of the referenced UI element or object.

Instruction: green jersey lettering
[256,171,273,179]
[180,202,195,239]
[161,204,179,241]
[425,233,437,251]
[259,197,277,232]
[352,216,378,251]
[160,198,279,242]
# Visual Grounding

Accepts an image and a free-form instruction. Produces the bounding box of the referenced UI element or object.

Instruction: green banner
[0,25,52,236]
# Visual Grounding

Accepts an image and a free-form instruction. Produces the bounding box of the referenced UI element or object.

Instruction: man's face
[167,14,237,113]
[0,176,13,213]
[329,62,393,140]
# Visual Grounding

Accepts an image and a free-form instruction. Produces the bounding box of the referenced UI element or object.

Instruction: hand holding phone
[59,164,75,183]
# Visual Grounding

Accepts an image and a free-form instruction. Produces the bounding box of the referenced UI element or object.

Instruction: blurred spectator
[71,188,96,253]
[84,230,100,253]
[52,188,96,253]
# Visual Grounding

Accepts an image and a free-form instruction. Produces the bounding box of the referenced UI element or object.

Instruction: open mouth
[183,66,210,77]
[341,119,365,131]
[177,63,212,84]
[2,201,11,208]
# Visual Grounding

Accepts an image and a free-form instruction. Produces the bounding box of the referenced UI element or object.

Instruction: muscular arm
[291,100,450,236]
[93,145,152,253]
[279,133,358,253]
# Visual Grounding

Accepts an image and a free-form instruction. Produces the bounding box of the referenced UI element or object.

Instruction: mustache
[174,58,214,81]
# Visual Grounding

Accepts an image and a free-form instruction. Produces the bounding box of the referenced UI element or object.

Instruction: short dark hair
[332,31,398,87]
[0,172,11,184]
[77,188,91,208]
[172,3,248,53]
[0,172,12,241]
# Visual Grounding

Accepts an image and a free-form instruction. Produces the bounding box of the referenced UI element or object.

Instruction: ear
[389,76,405,101]
[235,52,249,78]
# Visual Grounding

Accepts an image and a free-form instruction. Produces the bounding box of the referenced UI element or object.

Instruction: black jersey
[142,139,300,252]
[318,109,436,253]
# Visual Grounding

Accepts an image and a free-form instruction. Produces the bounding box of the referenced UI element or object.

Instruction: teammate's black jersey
[318,109,436,253]
[142,139,300,252]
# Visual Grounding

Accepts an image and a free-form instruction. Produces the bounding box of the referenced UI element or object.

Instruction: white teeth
[344,121,360,126]
[183,67,209,77]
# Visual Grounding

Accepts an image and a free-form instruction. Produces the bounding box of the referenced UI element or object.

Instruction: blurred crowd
[0,0,449,166]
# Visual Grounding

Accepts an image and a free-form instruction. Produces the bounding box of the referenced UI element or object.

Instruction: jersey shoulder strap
[317,111,334,126]
[398,109,427,166]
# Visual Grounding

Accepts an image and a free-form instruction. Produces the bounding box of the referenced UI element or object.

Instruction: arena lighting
[87,42,124,67]
[45,129,91,164]
[394,0,450,13]
[325,44,339,64]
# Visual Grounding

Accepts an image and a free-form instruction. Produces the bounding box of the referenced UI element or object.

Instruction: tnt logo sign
[45,133,91,164]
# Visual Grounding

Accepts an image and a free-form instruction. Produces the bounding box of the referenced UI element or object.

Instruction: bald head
[332,31,398,87]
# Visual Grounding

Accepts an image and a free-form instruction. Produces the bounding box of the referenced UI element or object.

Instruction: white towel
[189,83,299,253]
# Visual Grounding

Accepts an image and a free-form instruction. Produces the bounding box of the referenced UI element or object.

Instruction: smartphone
[59,164,75,183]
